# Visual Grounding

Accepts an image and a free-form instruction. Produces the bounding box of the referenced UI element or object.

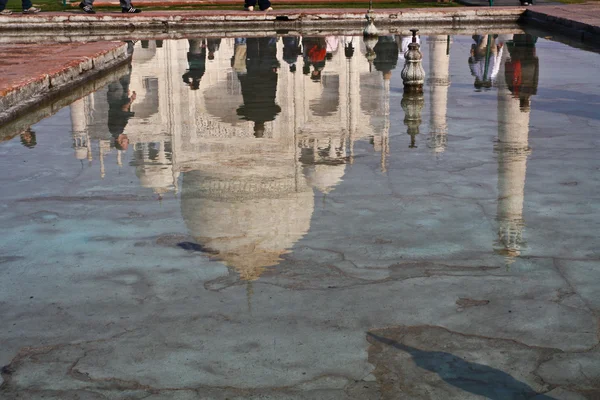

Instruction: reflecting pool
[1,33,600,399]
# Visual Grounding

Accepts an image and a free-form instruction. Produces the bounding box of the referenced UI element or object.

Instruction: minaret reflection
[372,36,397,172]
[494,34,539,266]
[427,35,451,154]
[70,98,93,165]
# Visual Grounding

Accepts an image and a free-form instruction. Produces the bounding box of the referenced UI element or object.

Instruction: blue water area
[0,33,599,399]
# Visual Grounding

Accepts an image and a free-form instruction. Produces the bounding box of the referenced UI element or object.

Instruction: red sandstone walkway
[0,42,125,99]
[0,42,129,126]
[525,2,600,32]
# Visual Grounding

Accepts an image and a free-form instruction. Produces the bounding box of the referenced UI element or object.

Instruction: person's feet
[79,2,96,13]
[263,6,273,11]
[22,6,41,13]
[0,9,13,14]
[122,6,141,12]
[244,5,254,10]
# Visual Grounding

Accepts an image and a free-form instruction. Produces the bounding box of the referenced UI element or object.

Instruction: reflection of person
[505,34,539,110]
[20,128,37,148]
[373,36,399,76]
[107,67,135,151]
[468,34,504,90]
[302,37,327,82]
[207,38,221,61]
[232,38,248,75]
[182,39,207,90]
[236,37,281,138]
[282,36,301,73]
[344,38,355,59]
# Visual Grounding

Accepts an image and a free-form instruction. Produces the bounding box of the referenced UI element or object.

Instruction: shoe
[22,6,41,13]
[263,6,273,10]
[0,9,13,14]
[521,2,529,4]
[244,5,254,10]
[79,2,96,13]
[122,6,141,12]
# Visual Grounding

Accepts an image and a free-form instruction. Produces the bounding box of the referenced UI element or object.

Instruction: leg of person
[22,0,41,14]
[121,0,141,13]
[258,0,272,11]
[0,0,13,14]
[244,0,256,11]
[79,0,95,14]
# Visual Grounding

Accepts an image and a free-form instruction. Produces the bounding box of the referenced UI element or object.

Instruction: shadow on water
[367,332,555,400]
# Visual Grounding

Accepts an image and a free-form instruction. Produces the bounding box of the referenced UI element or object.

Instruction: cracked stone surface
[1,33,600,399]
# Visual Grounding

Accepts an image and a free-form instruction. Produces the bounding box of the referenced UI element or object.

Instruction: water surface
[1,33,599,399]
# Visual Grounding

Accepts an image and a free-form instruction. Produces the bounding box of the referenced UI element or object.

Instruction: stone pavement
[0,42,130,125]
[0,7,524,30]
[523,2,600,44]
[456,0,559,7]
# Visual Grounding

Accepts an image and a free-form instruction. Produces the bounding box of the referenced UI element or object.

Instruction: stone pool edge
[0,8,525,31]
[522,6,600,46]
[0,42,131,128]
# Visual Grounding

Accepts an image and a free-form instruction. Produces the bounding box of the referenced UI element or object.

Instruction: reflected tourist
[373,35,399,77]
[302,37,327,81]
[468,34,504,90]
[505,34,539,110]
[19,128,37,149]
[237,37,281,138]
[182,39,207,90]
[207,38,222,61]
[107,65,135,151]
[494,34,539,266]
[344,36,355,59]
[282,36,301,73]
[232,38,248,75]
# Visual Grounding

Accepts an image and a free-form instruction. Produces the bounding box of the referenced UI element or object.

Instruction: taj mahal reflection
[68,33,539,278]
[70,36,396,281]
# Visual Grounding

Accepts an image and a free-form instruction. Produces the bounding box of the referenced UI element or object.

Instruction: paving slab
[522,2,600,45]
